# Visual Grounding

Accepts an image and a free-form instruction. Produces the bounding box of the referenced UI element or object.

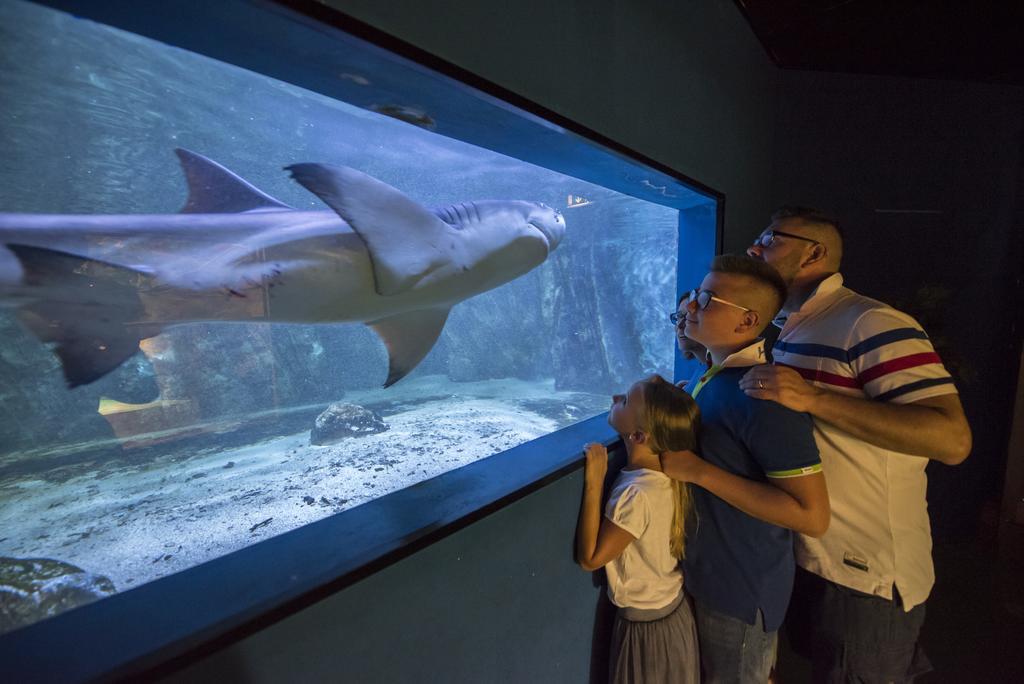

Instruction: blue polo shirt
[683,340,820,632]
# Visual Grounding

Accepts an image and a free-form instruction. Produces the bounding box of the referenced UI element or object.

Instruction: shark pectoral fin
[175,148,294,214]
[5,244,159,388]
[367,307,451,388]
[286,163,458,296]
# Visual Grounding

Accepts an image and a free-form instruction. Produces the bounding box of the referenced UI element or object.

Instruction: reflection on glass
[0,0,692,633]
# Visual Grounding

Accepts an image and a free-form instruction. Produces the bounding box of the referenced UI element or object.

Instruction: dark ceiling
[736,0,1024,85]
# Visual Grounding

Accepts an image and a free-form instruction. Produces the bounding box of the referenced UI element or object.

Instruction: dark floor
[776,528,1024,683]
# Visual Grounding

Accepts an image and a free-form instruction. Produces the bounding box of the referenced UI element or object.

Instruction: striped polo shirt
[772,273,957,610]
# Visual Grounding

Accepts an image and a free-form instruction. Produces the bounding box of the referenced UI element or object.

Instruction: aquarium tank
[0,0,719,662]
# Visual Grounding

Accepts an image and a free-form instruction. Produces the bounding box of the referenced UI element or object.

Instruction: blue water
[0,0,682,633]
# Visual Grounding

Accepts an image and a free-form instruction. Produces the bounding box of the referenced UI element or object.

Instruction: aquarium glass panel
[0,0,717,635]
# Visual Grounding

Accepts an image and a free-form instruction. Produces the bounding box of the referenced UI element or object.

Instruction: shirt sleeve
[743,400,822,479]
[847,307,957,404]
[604,483,648,539]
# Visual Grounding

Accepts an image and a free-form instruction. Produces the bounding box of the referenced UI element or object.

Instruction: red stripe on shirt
[777,363,861,389]
[857,352,943,385]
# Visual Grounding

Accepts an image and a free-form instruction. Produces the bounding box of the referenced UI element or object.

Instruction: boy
[662,254,828,683]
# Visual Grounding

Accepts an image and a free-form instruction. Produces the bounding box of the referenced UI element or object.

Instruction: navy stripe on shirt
[773,340,848,362]
[776,328,932,365]
[874,376,955,402]
[847,328,930,361]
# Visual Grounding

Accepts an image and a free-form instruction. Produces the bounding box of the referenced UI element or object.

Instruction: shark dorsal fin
[175,148,293,214]
[286,163,461,296]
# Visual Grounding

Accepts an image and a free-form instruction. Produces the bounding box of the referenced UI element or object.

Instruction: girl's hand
[583,443,608,485]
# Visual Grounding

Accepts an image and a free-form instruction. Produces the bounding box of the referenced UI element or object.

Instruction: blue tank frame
[0,1,723,680]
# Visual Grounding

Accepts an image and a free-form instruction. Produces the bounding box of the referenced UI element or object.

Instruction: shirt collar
[773,272,845,328]
[718,339,767,368]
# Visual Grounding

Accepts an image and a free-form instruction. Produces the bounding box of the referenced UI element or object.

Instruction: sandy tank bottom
[0,375,607,592]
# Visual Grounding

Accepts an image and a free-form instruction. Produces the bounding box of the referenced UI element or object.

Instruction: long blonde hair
[639,377,700,560]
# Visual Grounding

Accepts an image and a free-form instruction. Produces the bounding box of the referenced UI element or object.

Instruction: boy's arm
[660,450,830,537]
[577,444,637,571]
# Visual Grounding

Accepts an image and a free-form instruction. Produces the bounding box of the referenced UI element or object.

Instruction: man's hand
[660,449,705,484]
[740,365,822,413]
[583,443,608,486]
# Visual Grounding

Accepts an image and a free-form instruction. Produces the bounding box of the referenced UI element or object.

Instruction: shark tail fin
[6,244,160,388]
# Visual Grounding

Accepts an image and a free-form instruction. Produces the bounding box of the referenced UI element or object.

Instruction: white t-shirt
[603,467,683,610]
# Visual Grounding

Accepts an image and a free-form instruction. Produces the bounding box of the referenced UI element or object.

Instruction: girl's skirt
[609,590,699,684]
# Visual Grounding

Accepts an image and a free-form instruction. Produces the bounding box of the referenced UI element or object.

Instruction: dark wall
[770,70,1024,538]
[169,469,612,682]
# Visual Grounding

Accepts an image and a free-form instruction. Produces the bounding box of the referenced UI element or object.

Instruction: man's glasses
[752,229,819,248]
[670,289,753,324]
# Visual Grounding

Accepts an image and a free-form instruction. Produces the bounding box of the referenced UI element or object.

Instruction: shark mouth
[528,219,558,250]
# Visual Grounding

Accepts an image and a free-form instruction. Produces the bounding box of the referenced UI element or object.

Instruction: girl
[577,374,700,684]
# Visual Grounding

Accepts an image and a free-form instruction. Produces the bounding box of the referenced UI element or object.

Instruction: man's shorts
[787,567,932,683]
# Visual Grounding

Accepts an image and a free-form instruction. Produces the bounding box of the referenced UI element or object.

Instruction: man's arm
[740,366,972,465]
[660,450,830,537]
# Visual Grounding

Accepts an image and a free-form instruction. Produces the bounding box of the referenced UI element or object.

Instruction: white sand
[0,376,601,592]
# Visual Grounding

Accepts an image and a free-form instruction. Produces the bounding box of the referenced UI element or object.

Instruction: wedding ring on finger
[757,379,765,390]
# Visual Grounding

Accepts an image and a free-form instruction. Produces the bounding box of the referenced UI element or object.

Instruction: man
[675,292,710,366]
[742,206,972,682]
[662,254,829,683]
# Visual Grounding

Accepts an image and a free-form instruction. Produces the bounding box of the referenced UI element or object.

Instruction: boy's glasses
[752,229,819,248]
[670,289,753,324]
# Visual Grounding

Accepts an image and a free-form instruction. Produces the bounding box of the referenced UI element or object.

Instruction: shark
[0,149,565,388]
